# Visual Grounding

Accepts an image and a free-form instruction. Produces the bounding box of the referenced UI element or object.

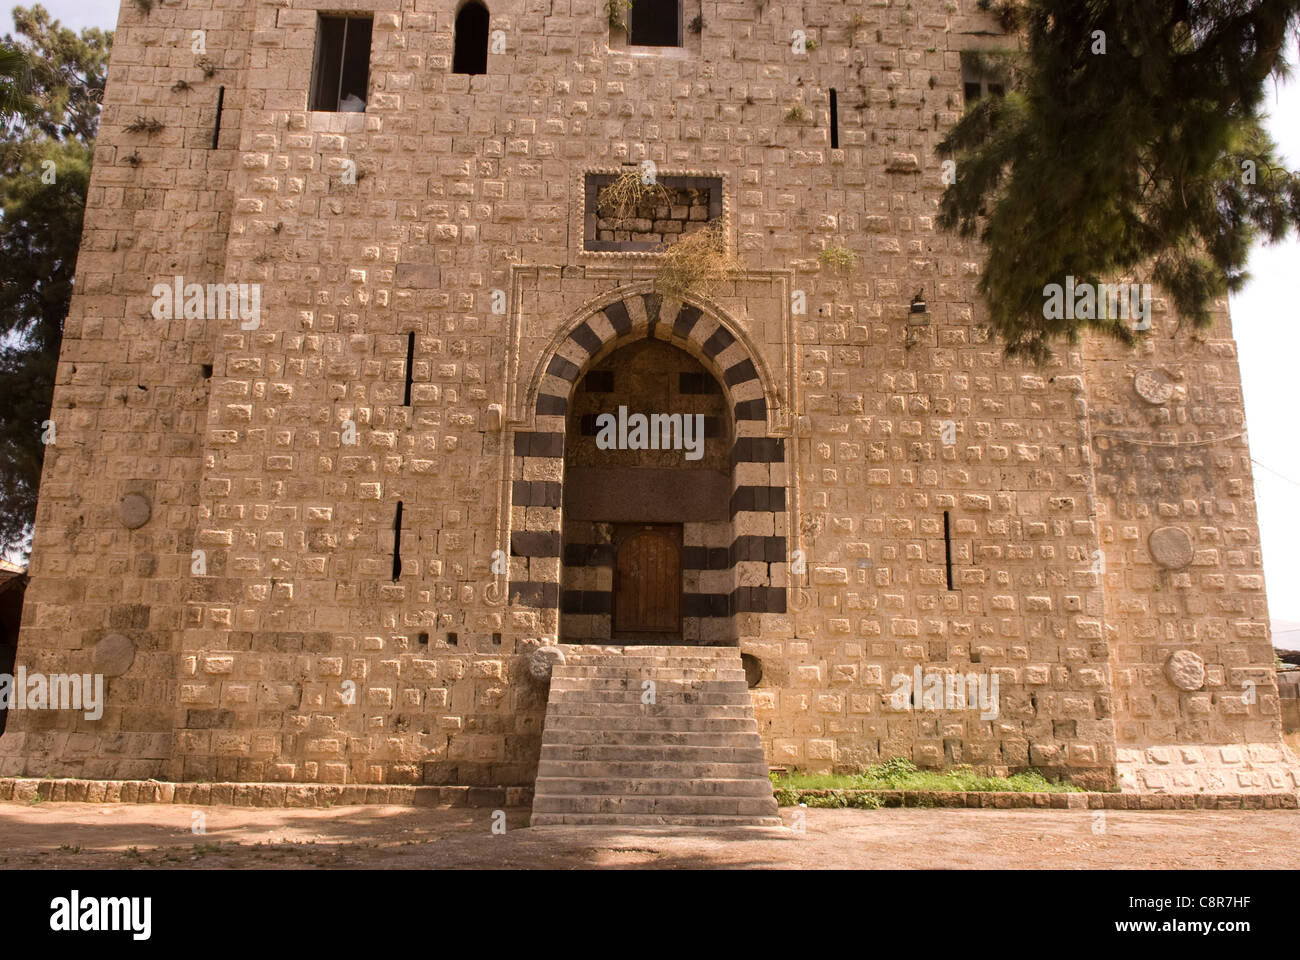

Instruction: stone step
[539,743,767,763]
[530,813,785,828]
[553,666,747,681]
[534,776,775,797]
[542,715,760,734]
[532,647,779,829]
[560,645,739,657]
[543,702,755,718]
[539,728,762,748]
[546,690,755,706]
[537,759,769,780]
[531,793,780,817]
[549,673,748,688]
[558,655,740,668]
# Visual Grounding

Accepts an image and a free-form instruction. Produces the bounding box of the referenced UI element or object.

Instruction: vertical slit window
[829,88,838,149]
[211,86,224,148]
[310,15,372,112]
[391,501,404,582]
[943,510,954,590]
[403,331,415,406]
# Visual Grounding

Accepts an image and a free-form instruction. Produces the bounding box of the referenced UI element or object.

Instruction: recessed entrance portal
[509,290,788,650]
[560,338,730,645]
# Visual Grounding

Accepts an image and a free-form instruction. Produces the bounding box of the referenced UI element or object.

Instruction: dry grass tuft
[596,170,671,222]
[654,224,741,299]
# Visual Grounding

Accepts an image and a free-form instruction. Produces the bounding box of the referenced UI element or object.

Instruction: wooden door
[613,524,682,641]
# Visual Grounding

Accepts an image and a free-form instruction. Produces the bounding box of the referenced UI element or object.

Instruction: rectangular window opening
[585,172,723,253]
[310,15,373,112]
[629,0,682,47]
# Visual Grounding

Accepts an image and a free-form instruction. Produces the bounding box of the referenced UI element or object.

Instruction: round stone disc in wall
[1165,650,1206,691]
[528,644,566,683]
[93,633,136,677]
[1134,370,1174,405]
[1148,526,1194,569]
[118,493,152,529]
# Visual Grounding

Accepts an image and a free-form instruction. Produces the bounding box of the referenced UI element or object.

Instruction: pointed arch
[507,288,789,634]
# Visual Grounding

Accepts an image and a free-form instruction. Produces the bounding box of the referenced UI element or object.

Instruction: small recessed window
[629,0,681,47]
[310,15,373,112]
[453,1,490,75]
[960,51,1010,106]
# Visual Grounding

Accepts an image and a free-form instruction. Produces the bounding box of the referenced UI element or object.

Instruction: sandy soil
[0,801,1295,869]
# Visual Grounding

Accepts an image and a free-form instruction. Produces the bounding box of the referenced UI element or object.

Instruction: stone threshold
[784,789,1300,809]
[0,778,535,809]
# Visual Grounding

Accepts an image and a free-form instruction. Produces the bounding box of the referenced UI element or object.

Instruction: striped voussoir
[509,293,785,611]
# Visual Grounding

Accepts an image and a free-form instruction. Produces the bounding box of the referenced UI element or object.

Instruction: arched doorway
[506,291,788,649]
[560,338,730,645]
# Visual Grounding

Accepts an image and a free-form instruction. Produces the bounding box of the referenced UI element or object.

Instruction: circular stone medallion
[1165,650,1206,691]
[118,493,152,529]
[527,645,566,683]
[1148,526,1194,569]
[1134,370,1174,405]
[93,633,136,677]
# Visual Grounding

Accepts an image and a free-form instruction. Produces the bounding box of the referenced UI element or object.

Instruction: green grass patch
[770,757,1084,795]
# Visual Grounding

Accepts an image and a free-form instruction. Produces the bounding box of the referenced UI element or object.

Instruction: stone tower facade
[2,0,1295,795]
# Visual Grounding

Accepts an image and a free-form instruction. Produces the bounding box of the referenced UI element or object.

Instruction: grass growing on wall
[596,169,671,221]
[654,224,740,299]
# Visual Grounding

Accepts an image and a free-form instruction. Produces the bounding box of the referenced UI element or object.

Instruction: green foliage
[772,786,801,806]
[0,6,110,558]
[818,245,857,271]
[7,6,110,143]
[605,0,631,30]
[0,41,35,123]
[784,104,809,123]
[940,1,1300,362]
[771,756,1085,794]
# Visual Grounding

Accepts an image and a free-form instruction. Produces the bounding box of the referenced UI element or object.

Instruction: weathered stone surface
[1133,370,1174,405]
[1166,651,1206,691]
[118,494,151,529]
[93,633,135,677]
[528,645,566,683]
[1149,526,1195,569]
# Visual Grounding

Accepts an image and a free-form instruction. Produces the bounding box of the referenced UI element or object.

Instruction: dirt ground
[1,801,1295,869]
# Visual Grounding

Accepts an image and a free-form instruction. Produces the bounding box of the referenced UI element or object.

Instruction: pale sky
[13,2,1300,645]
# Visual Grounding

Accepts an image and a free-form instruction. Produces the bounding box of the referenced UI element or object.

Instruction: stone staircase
[530,645,783,827]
